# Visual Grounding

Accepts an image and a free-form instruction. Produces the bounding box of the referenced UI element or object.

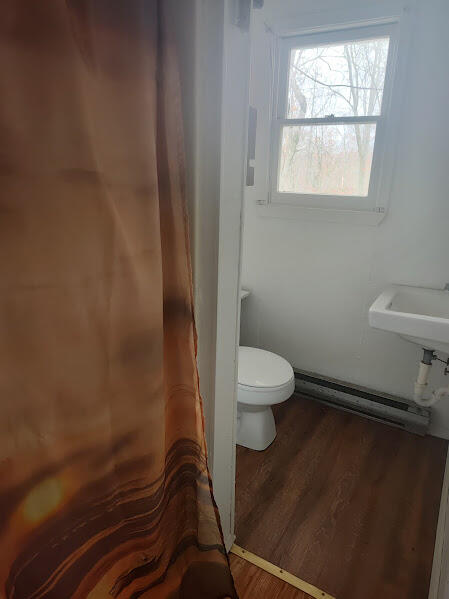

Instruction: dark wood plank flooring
[230,554,314,599]
[235,395,447,599]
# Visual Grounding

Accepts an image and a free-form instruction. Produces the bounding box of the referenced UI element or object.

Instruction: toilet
[237,346,295,451]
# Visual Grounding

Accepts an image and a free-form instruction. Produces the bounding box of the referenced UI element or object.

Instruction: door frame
[210,0,252,550]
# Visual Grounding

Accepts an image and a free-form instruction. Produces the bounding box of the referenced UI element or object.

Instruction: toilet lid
[238,347,294,388]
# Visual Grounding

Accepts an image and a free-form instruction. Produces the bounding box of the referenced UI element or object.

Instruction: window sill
[257,202,386,226]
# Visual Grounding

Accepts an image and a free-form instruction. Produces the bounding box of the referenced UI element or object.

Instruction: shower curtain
[0,2,237,598]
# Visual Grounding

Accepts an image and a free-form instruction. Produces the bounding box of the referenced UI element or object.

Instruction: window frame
[266,18,405,224]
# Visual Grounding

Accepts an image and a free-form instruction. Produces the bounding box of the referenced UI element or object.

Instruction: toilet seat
[238,346,294,390]
[238,379,295,407]
[237,347,295,407]
[238,346,294,388]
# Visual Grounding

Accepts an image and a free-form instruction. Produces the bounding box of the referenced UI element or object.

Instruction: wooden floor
[230,554,314,599]
[235,395,448,599]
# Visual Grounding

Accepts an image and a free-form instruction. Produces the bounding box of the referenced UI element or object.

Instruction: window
[269,22,400,219]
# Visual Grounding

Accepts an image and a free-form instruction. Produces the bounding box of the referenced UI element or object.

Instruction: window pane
[287,37,390,118]
[278,123,376,196]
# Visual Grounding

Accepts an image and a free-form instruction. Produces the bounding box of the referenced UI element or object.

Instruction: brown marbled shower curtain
[0,2,237,598]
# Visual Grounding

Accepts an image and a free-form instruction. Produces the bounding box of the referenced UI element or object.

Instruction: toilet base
[237,403,276,451]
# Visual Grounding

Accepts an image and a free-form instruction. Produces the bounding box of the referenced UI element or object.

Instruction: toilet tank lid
[238,347,294,388]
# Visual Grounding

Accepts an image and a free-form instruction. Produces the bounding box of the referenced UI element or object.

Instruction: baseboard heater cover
[294,369,430,435]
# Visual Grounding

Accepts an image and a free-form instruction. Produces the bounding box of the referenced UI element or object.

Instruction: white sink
[369,285,449,355]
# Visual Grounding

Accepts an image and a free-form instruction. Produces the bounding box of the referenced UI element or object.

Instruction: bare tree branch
[290,64,382,91]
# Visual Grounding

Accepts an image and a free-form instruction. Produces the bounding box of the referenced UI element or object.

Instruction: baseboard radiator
[294,369,430,435]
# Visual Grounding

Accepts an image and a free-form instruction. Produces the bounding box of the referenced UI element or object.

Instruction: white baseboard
[429,446,449,599]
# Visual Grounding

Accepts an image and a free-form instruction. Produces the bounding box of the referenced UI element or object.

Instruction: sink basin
[369,285,449,355]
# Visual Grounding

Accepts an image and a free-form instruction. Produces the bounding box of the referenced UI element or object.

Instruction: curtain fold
[0,2,237,597]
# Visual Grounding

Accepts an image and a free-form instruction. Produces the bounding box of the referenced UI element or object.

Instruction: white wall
[241,0,449,438]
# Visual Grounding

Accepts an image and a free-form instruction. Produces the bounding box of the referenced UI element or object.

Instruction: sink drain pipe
[414,349,449,406]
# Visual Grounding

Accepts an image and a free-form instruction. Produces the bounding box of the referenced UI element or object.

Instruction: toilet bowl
[237,346,295,451]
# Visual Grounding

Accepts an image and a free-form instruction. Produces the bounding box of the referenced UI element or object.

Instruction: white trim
[429,446,449,599]
[276,116,380,125]
[225,533,236,553]
[211,0,251,550]
[266,1,410,37]
[258,202,385,225]
[187,0,224,452]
